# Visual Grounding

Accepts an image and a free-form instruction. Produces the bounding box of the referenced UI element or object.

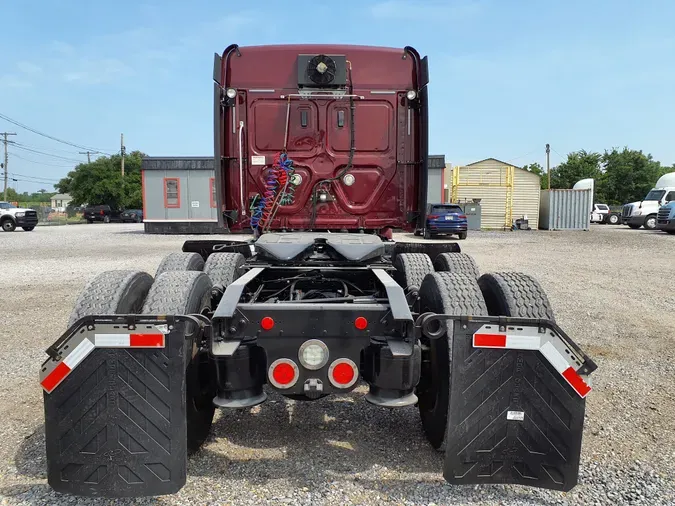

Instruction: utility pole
[1,132,17,201]
[79,151,92,163]
[120,133,125,176]
[546,143,551,190]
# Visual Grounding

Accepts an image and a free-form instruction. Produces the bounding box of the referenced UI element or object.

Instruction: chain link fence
[14,202,86,226]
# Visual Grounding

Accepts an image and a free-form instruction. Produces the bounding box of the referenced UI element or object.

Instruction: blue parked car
[420,203,468,240]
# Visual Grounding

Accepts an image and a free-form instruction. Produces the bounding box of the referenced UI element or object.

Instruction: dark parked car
[420,203,468,240]
[83,205,123,224]
[120,209,143,223]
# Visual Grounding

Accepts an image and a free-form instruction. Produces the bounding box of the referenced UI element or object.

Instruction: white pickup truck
[622,172,675,230]
[0,201,39,232]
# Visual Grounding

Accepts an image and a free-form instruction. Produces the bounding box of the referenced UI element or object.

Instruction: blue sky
[1,0,673,193]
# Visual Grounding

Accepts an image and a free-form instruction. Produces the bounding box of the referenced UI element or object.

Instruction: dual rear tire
[395,252,556,451]
[67,251,245,455]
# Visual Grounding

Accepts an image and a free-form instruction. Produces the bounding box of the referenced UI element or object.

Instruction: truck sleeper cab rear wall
[214,44,429,234]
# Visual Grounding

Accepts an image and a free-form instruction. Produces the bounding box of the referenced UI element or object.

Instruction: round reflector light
[226,88,237,98]
[268,359,299,389]
[328,358,358,389]
[354,316,368,330]
[298,339,329,370]
[261,317,275,330]
[406,89,417,100]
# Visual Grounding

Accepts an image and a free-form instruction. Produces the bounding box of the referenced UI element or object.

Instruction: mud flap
[442,318,595,492]
[41,316,193,498]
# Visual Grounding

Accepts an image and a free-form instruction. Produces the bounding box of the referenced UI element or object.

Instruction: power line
[7,151,75,168]
[0,111,114,155]
[9,142,85,163]
[7,171,61,183]
[551,147,566,160]
[4,176,56,187]
[506,149,539,164]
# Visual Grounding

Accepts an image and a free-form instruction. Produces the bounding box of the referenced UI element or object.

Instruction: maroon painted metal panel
[217,44,424,232]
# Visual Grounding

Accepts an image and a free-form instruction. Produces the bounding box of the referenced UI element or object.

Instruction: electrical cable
[0,111,113,154]
[8,151,75,168]
[10,143,86,163]
[7,172,61,183]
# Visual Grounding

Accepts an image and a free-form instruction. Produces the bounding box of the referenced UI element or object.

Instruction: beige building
[50,193,73,211]
[445,158,541,230]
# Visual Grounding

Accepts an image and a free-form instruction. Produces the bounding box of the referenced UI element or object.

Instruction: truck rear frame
[38,43,596,499]
[40,235,595,497]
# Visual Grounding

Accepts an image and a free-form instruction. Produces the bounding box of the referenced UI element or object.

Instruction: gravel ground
[0,223,674,506]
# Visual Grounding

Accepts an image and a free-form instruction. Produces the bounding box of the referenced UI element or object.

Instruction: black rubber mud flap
[42,319,189,498]
[442,319,589,492]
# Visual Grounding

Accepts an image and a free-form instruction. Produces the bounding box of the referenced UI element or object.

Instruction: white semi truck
[622,172,675,230]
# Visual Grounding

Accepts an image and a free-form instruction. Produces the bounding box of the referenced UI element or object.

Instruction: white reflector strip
[540,341,568,374]
[506,334,541,350]
[472,324,592,398]
[63,339,95,369]
[95,334,130,347]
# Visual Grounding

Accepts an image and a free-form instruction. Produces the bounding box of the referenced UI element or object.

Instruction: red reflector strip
[41,362,71,393]
[130,333,165,347]
[473,333,506,347]
[94,333,165,348]
[562,367,592,398]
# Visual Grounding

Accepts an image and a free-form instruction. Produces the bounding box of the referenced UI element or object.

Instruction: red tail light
[328,358,359,389]
[427,214,439,219]
[261,316,275,330]
[100,210,104,215]
[459,214,467,219]
[268,359,299,389]
[354,316,368,330]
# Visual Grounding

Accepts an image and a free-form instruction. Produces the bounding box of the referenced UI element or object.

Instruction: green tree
[549,150,602,191]
[56,150,145,209]
[600,147,666,205]
[522,162,547,189]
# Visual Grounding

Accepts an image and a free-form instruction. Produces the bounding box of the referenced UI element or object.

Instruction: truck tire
[1,218,16,232]
[155,252,205,278]
[416,272,488,451]
[203,252,245,288]
[628,223,641,229]
[22,226,35,231]
[478,272,555,322]
[433,252,480,279]
[393,253,434,290]
[608,213,620,225]
[644,215,657,230]
[142,271,215,455]
[67,270,154,328]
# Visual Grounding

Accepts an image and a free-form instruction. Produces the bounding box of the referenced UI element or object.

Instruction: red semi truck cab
[213,44,429,234]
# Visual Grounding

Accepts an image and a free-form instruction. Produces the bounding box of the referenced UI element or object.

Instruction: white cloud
[49,40,75,55]
[12,12,254,89]
[0,74,33,89]
[62,58,134,85]
[17,61,42,74]
[370,0,484,20]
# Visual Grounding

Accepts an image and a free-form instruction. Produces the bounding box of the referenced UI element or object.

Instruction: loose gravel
[0,224,674,506]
